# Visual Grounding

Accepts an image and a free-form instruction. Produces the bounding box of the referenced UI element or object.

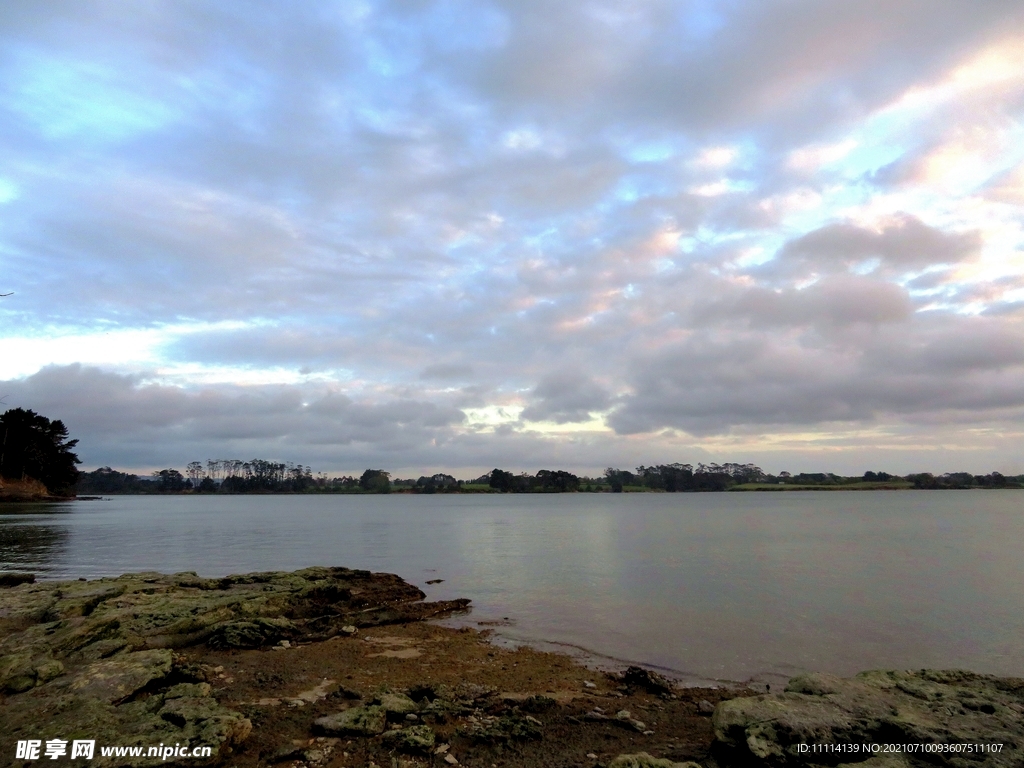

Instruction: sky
[2,0,1024,478]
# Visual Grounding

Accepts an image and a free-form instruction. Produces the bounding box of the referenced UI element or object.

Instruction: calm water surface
[1,492,1021,686]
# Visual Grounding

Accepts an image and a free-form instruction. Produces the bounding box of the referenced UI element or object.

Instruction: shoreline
[0,567,745,768]
[7,485,1024,504]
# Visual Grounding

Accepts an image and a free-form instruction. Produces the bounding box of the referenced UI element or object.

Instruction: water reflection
[0,506,73,574]
[1,492,1022,685]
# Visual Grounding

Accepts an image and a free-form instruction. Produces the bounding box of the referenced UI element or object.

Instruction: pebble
[405,713,418,721]
[435,744,450,755]
[587,753,598,760]
[584,680,597,689]
[444,753,459,765]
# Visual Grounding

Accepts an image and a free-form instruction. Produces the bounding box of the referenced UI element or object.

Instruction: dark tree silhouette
[0,408,81,495]
[359,469,391,493]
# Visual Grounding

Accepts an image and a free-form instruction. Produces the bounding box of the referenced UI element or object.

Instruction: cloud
[692,274,914,329]
[0,365,464,467]
[419,363,475,381]
[1,1,1024,475]
[609,315,1024,436]
[520,369,611,424]
[772,215,981,277]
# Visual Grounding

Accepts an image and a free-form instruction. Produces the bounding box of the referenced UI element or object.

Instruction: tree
[77,466,150,494]
[535,469,579,492]
[0,408,81,495]
[186,461,204,488]
[488,468,516,492]
[416,473,458,493]
[154,468,187,492]
[604,467,634,492]
[359,469,391,493]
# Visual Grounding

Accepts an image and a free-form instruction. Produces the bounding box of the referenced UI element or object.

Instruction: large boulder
[713,670,1024,767]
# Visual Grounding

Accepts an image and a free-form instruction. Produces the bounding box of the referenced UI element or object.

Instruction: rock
[0,651,64,693]
[378,691,419,717]
[521,694,557,713]
[615,710,647,732]
[164,681,212,699]
[0,573,35,587]
[329,684,363,700]
[270,743,306,762]
[207,617,296,649]
[69,649,173,703]
[444,753,459,765]
[459,713,543,744]
[697,699,714,715]
[713,669,1024,767]
[314,704,387,736]
[609,753,700,768]
[453,681,496,702]
[621,666,674,696]
[381,724,436,753]
[0,567,470,766]
[584,680,597,688]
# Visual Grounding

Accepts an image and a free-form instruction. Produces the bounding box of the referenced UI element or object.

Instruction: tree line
[73,461,1024,495]
[3,408,1021,498]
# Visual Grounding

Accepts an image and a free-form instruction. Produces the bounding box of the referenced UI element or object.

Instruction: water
[1,491,1022,686]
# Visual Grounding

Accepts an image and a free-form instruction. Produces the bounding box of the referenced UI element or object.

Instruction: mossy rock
[378,691,418,717]
[0,567,470,766]
[314,704,387,736]
[381,724,436,753]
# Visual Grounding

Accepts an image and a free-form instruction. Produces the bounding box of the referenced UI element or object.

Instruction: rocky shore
[1,568,1021,768]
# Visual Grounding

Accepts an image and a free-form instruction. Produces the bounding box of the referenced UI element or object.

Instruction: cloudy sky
[2,0,1024,477]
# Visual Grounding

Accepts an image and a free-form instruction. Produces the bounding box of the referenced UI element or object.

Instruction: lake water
[1,491,1022,687]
